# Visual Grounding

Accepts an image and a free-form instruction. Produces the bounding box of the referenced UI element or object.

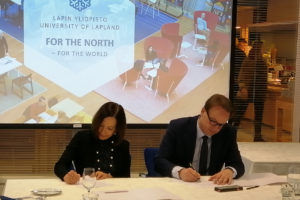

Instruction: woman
[54,102,131,184]
[145,46,160,64]
[0,30,8,58]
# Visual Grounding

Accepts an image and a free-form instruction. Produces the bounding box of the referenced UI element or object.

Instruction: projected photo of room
[0,0,233,124]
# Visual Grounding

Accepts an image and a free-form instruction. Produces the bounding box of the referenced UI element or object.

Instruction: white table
[3,177,284,200]
[51,98,84,118]
[238,142,300,175]
[10,0,22,5]
[144,61,160,91]
[0,56,22,75]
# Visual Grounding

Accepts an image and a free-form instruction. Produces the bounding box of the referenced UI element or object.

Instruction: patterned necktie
[199,136,208,175]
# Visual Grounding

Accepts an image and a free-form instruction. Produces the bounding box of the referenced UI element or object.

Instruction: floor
[237,119,292,142]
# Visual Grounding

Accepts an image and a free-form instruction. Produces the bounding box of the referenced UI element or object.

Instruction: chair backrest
[144,147,160,177]
[156,69,175,97]
[161,23,180,37]
[119,67,140,83]
[161,23,182,58]
[168,58,188,90]
[144,36,175,60]
[12,73,32,87]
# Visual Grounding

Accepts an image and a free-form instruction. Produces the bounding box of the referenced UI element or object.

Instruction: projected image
[0,0,233,124]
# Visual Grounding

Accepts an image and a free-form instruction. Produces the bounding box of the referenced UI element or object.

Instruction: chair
[144,147,160,177]
[155,58,188,103]
[161,23,183,58]
[119,67,141,90]
[193,11,219,50]
[154,70,175,103]
[142,0,160,18]
[206,31,230,70]
[167,58,188,90]
[11,73,34,99]
[144,36,175,61]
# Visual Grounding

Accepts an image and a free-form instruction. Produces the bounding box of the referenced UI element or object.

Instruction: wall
[267,0,298,22]
[0,128,166,176]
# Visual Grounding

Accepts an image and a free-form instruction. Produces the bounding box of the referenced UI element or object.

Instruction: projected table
[3,177,283,200]
[10,0,22,5]
[51,98,84,118]
[0,56,22,75]
[239,142,300,175]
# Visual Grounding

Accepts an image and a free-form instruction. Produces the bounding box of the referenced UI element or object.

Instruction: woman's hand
[95,171,113,180]
[63,170,80,184]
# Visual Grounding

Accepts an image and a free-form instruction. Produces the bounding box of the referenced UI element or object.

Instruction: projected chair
[144,36,175,61]
[155,58,188,103]
[11,73,34,99]
[144,147,160,177]
[206,31,230,70]
[161,23,183,58]
[193,11,219,50]
[119,67,141,90]
[142,0,160,18]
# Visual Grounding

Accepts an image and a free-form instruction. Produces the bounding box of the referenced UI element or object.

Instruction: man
[232,38,247,98]
[194,12,210,51]
[0,30,8,58]
[197,12,210,38]
[22,96,48,122]
[154,94,244,184]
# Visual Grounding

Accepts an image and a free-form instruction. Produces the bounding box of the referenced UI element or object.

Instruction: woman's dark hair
[91,102,126,144]
[204,94,233,117]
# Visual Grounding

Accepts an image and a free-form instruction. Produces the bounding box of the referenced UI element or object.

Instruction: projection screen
[0,0,233,126]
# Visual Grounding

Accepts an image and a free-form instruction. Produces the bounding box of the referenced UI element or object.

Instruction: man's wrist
[172,166,184,179]
[225,166,237,178]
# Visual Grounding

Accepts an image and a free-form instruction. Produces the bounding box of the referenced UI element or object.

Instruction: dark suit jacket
[154,116,245,178]
[54,130,131,180]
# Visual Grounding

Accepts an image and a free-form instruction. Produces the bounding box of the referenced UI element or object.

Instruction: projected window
[0,0,233,125]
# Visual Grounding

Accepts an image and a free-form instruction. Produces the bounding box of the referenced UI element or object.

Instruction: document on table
[234,173,287,186]
[99,187,182,200]
[171,173,286,188]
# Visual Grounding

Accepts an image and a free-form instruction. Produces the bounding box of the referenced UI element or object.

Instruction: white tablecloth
[3,177,283,200]
[238,142,300,175]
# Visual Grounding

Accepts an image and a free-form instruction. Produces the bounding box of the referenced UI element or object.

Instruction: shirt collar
[196,116,211,139]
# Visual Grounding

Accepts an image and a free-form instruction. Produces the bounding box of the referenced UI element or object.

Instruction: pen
[189,163,195,170]
[71,160,77,172]
[246,185,259,190]
[104,190,128,193]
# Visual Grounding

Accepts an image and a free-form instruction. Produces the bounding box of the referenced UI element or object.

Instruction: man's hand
[179,168,200,182]
[63,170,80,184]
[208,168,234,185]
[95,171,112,180]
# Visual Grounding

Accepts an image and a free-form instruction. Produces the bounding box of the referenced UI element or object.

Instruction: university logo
[69,0,91,11]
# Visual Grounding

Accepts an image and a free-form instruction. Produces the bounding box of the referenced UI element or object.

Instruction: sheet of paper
[234,173,287,186]
[98,187,182,200]
[167,173,286,188]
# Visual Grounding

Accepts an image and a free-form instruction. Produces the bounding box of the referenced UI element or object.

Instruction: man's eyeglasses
[206,110,227,127]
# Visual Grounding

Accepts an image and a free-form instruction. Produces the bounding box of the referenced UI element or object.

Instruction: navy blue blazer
[154,115,245,178]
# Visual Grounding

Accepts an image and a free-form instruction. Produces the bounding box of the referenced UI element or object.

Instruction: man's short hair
[204,94,233,116]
